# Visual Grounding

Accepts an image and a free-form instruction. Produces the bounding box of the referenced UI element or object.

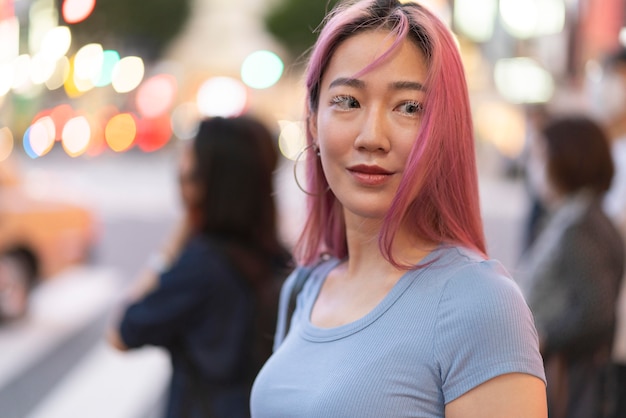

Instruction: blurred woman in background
[108,115,292,418]
[518,114,624,418]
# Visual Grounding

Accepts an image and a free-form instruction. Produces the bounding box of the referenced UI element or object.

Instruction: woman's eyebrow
[390,81,424,91]
[328,77,424,91]
[329,77,364,89]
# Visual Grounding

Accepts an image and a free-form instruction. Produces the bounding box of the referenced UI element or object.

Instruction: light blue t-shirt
[250,245,546,418]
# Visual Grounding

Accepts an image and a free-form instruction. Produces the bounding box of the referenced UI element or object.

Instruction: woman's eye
[397,101,423,116]
[330,95,360,110]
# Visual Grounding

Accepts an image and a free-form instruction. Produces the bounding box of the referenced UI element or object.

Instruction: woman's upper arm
[445,373,547,418]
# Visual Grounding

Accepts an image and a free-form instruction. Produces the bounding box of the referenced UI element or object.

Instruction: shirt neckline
[300,248,442,342]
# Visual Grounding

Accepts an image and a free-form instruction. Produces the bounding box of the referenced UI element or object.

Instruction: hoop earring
[293,144,328,196]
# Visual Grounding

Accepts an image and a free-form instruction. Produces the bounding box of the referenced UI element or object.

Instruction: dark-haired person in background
[108,115,292,418]
[518,115,624,418]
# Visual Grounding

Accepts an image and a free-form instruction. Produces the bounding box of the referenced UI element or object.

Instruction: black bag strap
[284,256,328,337]
[285,265,314,336]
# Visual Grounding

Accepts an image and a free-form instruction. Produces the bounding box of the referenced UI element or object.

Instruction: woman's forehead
[322,30,428,89]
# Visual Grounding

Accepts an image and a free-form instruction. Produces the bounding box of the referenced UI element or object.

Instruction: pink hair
[295,0,487,267]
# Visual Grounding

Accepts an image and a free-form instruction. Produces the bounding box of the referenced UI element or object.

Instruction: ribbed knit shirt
[250,245,546,417]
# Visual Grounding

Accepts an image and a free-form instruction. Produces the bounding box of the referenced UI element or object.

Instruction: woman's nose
[353,107,391,153]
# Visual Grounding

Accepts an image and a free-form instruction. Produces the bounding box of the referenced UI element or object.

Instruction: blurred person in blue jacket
[107,115,292,418]
[517,114,624,418]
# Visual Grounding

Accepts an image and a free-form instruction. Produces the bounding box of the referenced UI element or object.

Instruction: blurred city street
[19,145,531,280]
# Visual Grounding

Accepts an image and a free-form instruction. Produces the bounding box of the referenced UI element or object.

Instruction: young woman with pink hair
[251,0,547,416]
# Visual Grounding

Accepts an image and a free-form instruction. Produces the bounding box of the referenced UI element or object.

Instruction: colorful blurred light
[46,56,70,90]
[0,17,19,63]
[40,26,72,60]
[95,50,120,87]
[197,76,248,118]
[136,115,173,152]
[278,120,306,160]
[74,43,103,92]
[241,50,284,89]
[135,74,177,118]
[62,115,91,157]
[454,0,497,42]
[0,62,14,96]
[112,56,144,93]
[30,52,57,84]
[28,0,58,56]
[50,104,75,140]
[62,0,96,24]
[475,101,525,158]
[171,102,200,140]
[499,0,564,39]
[27,116,56,157]
[23,127,38,159]
[0,127,14,161]
[105,113,136,152]
[494,57,555,103]
[12,54,32,92]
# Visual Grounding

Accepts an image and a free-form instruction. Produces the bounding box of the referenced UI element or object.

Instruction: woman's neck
[343,214,435,282]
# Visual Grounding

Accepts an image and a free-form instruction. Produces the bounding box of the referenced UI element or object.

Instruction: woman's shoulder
[428,245,525,308]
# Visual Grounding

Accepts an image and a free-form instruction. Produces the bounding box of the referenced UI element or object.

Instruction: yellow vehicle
[0,157,98,282]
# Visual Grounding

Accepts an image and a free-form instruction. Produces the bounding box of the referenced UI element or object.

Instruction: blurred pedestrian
[250,1,547,417]
[520,103,551,256]
[0,248,37,322]
[517,115,624,418]
[590,46,626,418]
[107,115,292,418]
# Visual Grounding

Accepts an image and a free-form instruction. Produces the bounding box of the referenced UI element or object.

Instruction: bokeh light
[62,115,91,157]
[112,56,144,93]
[136,115,173,152]
[25,116,56,157]
[87,105,118,156]
[197,76,248,118]
[0,62,14,96]
[494,57,554,104]
[278,120,306,160]
[62,0,96,24]
[241,50,284,89]
[171,102,201,140]
[50,104,75,140]
[95,50,120,87]
[135,74,178,118]
[73,43,103,92]
[454,0,497,42]
[499,0,564,39]
[0,127,15,162]
[105,113,137,152]
[0,17,19,63]
[30,52,57,84]
[29,0,59,56]
[40,26,71,61]
[23,127,39,159]
[46,56,70,90]
[12,55,33,92]
[475,101,525,158]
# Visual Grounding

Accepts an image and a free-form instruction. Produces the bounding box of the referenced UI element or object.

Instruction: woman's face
[312,30,428,221]
[178,144,202,211]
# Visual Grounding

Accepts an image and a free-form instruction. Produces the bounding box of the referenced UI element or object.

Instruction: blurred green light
[241,50,284,89]
[95,50,120,87]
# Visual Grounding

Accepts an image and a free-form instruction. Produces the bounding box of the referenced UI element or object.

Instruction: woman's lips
[347,164,393,186]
